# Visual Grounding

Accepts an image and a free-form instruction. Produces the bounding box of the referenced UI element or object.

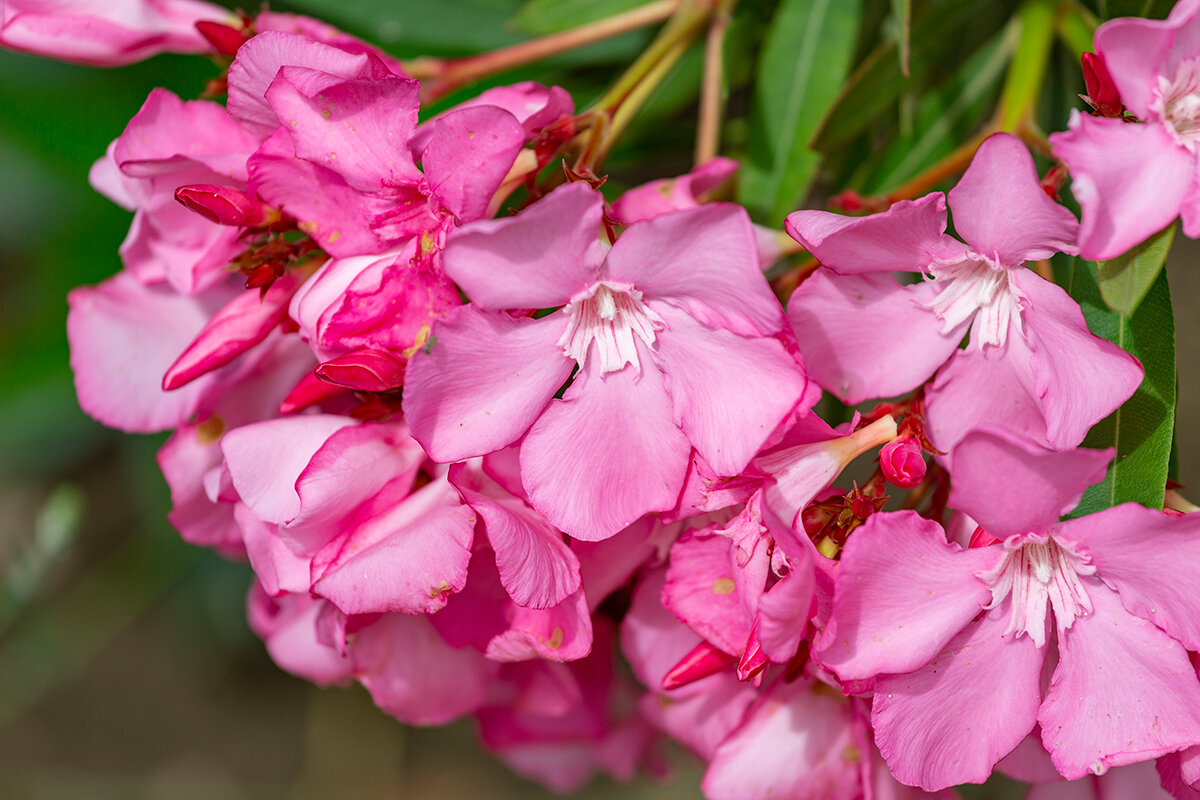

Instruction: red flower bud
[880,434,926,489]
[1081,52,1125,118]
[315,348,408,393]
[175,184,278,228]
[194,20,250,57]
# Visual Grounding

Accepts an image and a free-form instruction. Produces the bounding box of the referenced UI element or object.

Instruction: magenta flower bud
[194,19,248,57]
[174,184,278,227]
[1081,52,1124,118]
[315,348,407,393]
[661,640,736,691]
[279,370,348,415]
[880,434,926,489]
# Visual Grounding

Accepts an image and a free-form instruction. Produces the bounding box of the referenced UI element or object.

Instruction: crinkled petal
[486,588,593,662]
[422,105,525,223]
[787,271,965,404]
[351,613,496,725]
[604,203,782,336]
[455,481,581,609]
[442,181,604,309]
[1049,113,1194,261]
[227,31,391,139]
[1056,503,1200,652]
[653,303,807,476]
[1015,270,1144,449]
[1040,578,1200,779]
[948,133,1079,263]
[311,479,475,615]
[403,306,572,462]
[785,193,951,275]
[948,427,1111,539]
[702,679,861,800]
[816,510,997,680]
[521,349,690,541]
[265,67,422,192]
[873,605,1044,791]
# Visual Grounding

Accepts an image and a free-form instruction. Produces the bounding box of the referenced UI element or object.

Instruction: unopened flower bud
[661,640,735,691]
[175,184,279,228]
[1081,52,1124,118]
[880,434,926,489]
[315,348,407,393]
[194,20,249,57]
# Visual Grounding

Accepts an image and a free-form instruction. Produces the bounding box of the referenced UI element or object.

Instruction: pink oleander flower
[1050,0,1200,259]
[817,427,1200,790]
[0,0,226,65]
[786,132,1142,455]
[403,181,811,540]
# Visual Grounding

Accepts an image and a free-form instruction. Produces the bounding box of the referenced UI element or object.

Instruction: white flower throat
[978,533,1096,648]
[557,282,662,374]
[924,252,1024,349]
[1158,57,1200,150]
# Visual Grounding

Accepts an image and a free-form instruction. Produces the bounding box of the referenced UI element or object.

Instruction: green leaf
[1096,223,1175,318]
[809,0,1018,154]
[1099,0,1174,20]
[737,0,862,225]
[890,0,912,75]
[1068,263,1176,515]
[512,0,647,35]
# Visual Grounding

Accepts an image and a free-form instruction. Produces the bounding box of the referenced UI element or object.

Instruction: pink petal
[246,586,352,686]
[311,479,475,615]
[1159,751,1200,800]
[486,588,594,662]
[873,605,1045,791]
[924,338,1048,459]
[785,193,951,275]
[422,105,525,223]
[787,271,964,404]
[1049,113,1195,261]
[246,128,386,257]
[220,413,355,524]
[948,427,1112,538]
[266,66,422,192]
[441,181,604,310]
[1093,15,1175,120]
[227,31,391,139]
[351,612,496,724]
[610,156,739,224]
[114,88,257,180]
[702,678,862,800]
[162,273,298,390]
[402,306,572,462]
[1040,578,1200,779]
[653,303,807,475]
[1015,270,1144,449]
[0,0,222,66]
[236,502,311,596]
[662,532,752,655]
[947,133,1079,264]
[756,562,815,663]
[520,352,690,541]
[455,481,582,609]
[604,203,782,337]
[574,516,673,612]
[816,510,996,680]
[1056,503,1200,651]
[158,425,243,556]
[66,272,229,433]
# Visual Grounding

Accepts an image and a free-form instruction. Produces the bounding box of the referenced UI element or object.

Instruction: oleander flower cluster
[12,0,1200,797]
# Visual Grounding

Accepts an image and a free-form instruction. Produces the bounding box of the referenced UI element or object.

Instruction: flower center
[557,282,662,374]
[978,533,1096,648]
[924,252,1023,349]
[1157,57,1200,150]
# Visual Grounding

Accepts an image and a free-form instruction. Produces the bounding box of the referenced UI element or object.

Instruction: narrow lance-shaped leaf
[737,0,861,225]
[809,0,1019,154]
[1097,223,1175,318]
[513,0,647,35]
[891,0,912,76]
[1068,262,1176,516]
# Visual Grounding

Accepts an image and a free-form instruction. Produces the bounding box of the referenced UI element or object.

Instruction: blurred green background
[1,0,1197,797]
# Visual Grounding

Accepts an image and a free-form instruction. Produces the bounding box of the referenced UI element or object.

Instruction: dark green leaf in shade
[1068,263,1176,515]
[1097,223,1175,318]
[890,0,912,75]
[809,0,1018,154]
[737,0,862,225]
[1099,0,1175,20]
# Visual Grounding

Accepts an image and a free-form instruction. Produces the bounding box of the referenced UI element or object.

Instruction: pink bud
[1081,52,1124,118]
[194,20,249,56]
[315,348,407,392]
[661,640,736,691]
[279,371,348,414]
[879,434,926,489]
[736,623,769,682]
[175,184,278,228]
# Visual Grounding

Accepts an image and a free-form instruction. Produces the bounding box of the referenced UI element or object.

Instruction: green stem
[996,0,1057,132]
[413,0,682,103]
[695,0,738,165]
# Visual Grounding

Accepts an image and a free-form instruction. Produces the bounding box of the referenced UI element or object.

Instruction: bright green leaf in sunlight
[1097,223,1175,318]
[1069,263,1176,516]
